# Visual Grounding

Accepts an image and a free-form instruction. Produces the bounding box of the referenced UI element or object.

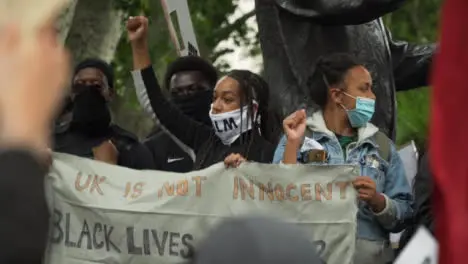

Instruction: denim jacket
[273,111,412,257]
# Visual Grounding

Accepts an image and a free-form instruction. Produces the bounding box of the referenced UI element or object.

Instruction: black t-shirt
[144,130,194,173]
[53,124,155,170]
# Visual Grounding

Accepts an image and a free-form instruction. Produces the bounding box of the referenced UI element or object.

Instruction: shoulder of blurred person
[0,149,51,264]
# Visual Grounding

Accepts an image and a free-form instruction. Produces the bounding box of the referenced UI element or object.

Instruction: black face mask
[53,96,74,134]
[171,90,212,125]
[71,84,111,136]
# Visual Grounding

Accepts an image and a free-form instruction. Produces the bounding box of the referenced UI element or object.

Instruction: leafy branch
[212,10,255,44]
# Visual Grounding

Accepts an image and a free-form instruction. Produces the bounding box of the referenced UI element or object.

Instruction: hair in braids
[228,70,281,143]
[194,70,281,169]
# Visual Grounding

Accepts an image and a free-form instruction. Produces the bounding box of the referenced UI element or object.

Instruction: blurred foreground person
[0,23,70,263]
[128,16,281,170]
[274,53,412,264]
[192,216,323,264]
[53,59,155,169]
[136,53,218,172]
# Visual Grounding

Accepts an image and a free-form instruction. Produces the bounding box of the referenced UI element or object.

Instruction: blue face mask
[341,92,375,128]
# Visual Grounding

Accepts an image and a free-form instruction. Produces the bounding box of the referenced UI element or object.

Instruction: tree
[60,0,440,145]
[63,0,125,63]
[59,0,256,137]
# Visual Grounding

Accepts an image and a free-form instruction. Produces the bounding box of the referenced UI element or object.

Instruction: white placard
[161,0,200,57]
[391,141,419,247]
[398,141,419,186]
[395,227,438,264]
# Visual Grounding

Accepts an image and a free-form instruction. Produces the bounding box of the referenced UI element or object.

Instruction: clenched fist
[126,16,149,44]
[283,109,307,143]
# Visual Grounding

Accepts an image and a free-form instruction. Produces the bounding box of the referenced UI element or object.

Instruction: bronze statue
[255,0,436,139]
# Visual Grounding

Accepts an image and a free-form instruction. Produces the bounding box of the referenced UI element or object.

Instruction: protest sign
[395,227,438,264]
[398,141,419,186]
[160,0,200,56]
[391,140,419,248]
[44,153,359,264]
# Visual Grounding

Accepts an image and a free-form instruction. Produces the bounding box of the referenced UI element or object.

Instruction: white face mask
[209,102,258,145]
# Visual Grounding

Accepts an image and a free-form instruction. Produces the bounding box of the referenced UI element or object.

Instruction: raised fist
[126,16,149,43]
[283,109,307,142]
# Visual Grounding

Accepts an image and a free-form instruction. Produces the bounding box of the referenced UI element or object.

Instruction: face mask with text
[209,102,257,145]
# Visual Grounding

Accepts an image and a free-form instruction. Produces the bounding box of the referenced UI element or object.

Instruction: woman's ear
[329,88,342,105]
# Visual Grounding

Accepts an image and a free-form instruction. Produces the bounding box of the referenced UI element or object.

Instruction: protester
[136,54,218,172]
[128,16,281,170]
[0,22,70,263]
[273,53,413,264]
[53,58,155,169]
[192,216,323,264]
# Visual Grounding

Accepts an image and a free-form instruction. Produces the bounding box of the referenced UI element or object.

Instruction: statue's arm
[273,0,407,25]
[388,29,437,91]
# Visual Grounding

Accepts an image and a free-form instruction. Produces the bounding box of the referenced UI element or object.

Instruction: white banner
[44,153,359,264]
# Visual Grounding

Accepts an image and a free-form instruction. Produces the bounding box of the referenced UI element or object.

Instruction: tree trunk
[65,0,124,64]
[57,0,79,43]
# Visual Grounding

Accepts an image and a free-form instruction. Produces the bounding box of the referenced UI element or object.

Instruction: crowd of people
[0,10,439,264]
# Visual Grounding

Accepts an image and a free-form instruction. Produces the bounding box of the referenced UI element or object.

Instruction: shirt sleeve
[133,66,156,119]
[373,143,414,233]
[131,65,213,152]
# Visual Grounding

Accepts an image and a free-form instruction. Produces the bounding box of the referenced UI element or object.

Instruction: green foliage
[109,0,255,137]
[108,0,442,142]
[384,0,442,148]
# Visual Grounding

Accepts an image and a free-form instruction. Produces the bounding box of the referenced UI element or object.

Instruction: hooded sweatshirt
[272,110,413,264]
